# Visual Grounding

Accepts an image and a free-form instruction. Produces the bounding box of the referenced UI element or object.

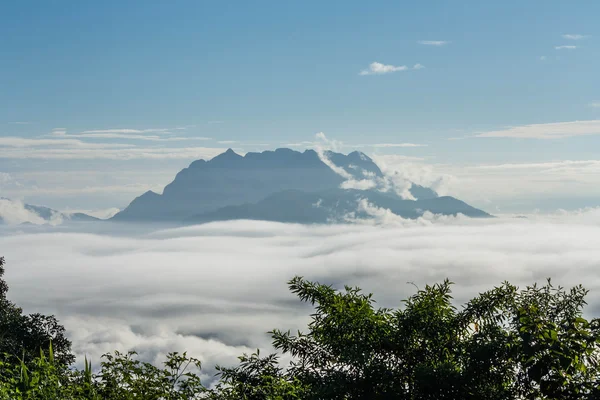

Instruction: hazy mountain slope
[0,197,99,225]
[187,189,490,224]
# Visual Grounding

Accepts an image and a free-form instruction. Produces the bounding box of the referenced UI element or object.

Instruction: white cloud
[62,208,121,219]
[0,146,226,160]
[540,56,547,61]
[314,133,353,180]
[418,40,449,46]
[340,179,377,191]
[376,154,600,212]
[562,34,587,40]
[473,160,600,171]
[555,45,577,50]
[475,120,600,139]
[0,198,62,225]
[217,140,238,144]
[360,62,408,76]
[589,102,600,108]
[3,215,600,376]
[413,63,425,70]
[9,121,32,125]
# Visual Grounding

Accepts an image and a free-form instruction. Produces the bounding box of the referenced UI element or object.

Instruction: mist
[1,212,600,381]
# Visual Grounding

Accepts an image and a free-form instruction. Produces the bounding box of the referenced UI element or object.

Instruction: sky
[1,0,600,213]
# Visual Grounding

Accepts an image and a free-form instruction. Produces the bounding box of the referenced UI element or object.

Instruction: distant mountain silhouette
[0,197,98,225]
[112,148,489,224]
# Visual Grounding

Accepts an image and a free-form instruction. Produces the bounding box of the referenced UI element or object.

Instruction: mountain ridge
[111,148,490,223]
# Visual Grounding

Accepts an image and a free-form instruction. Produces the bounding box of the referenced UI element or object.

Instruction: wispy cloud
[217,140,238,144]
[562,34,588,40]
[418,40,449,46]
[0,136,134,148]
[475,120,600,139]
[555,45,577,50]
[539,56,547,61]
[48,128,211,142]
[285,139,427,150]
[589,102,600,108]
[413,63,425,70]
[0,146,226,160]
[81,128,174,135]
[8,121,32,125]
[360,62,408,75]
[208,121,225,124]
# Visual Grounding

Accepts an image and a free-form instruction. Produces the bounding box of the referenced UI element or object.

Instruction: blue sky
[1,0,600,212]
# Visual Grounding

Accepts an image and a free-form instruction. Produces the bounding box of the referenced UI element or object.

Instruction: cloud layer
[3,215,600,380]
[475,120,600,139]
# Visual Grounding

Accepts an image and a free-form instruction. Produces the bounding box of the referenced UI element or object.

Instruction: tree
[242,277,600,399]
[0,257,74,366]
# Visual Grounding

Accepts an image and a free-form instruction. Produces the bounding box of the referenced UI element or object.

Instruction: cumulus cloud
[3,215,600,379]
[360,62,408,75]
[418,40,449,46]
[475,120,600,139]
[375,155,600,212]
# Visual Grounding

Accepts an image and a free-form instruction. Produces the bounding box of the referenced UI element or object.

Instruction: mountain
[23,204,99,222]
[0,197,99,225]
[112,148,490,224]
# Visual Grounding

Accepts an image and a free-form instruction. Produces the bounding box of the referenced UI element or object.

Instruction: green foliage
[207,351,307,400]
[0,349,206,399]
[263,276,600,399]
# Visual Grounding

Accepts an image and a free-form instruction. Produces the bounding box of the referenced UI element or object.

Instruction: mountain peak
[348,151,371,162]
[208,148,243,165]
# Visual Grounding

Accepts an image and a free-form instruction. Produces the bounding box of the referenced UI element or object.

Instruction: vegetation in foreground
[1,255,600,399]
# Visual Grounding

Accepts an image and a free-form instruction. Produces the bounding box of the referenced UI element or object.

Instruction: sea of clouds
[2,211,600,382]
